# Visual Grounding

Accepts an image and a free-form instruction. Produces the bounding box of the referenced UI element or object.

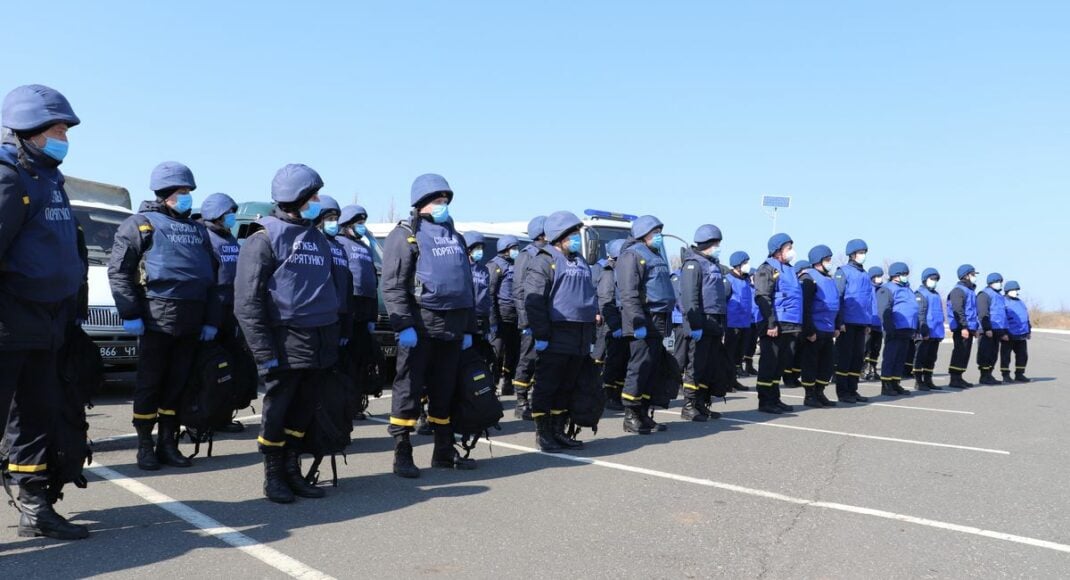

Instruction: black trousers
[949,330,974,376]
[725,325,753,368]
[532,351,585,415]
[864,329,883,366]
[601,333,629,390]
[134,330,199,426]
[977,331,1007,372]
[258,368,317,453]
[492,320,521,384]
[914,338,941,374]
[0,350,62,484]
[757,331,797,405]
[389,336,462,436]
[677,318,729,400]
[903,339,917,377]
[513,330,537,390]
[999,339,1028,374]
[799,333,835,388]
[835,324,867,396]
[881,334,911,381]
[623,314,669,408]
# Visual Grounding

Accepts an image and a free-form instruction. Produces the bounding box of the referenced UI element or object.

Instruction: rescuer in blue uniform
[913,268,945,391]
[724,251,754,391]
[752,233,801,414]
[336,203,380,419]
[862,267,886,383]
[0,84,90,540]
[833,240,874,403]
[235,164,351,503]
[618,215,675,434]
[381,174,479,478]
[466,231,494,366]
[1000,281,1031,383]
[524,211,598,452]
[876,263,917,397]
[109,162,221,471]
[976,272,1009,385]
[598,238,628,410]
[798,246,840,408]
[489,235,521,395]
[946,264,980,388]
[512,215,547,420]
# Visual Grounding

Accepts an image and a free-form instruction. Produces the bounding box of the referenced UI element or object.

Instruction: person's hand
[807,333,817,343]
[535,340,549,352]
[634,327,647,340]
[490,324,499,336]
[864,326,872,335]
[839,325,846,333]
[339,337,349,347]
[462,334,473,350]
[522,328,533,336]
[961,329,970,339]
[767,327,779,338]
[199,325,218,342]
[690,329,703,342]
[123,318,145,336]
[398,327,418,348]
[611,329,623,339]
[259,358,279,371]
[367,322,376,333]
[833,330,841,339]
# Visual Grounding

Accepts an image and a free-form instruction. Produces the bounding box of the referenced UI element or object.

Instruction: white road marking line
[88,461,335,580]
[383,421,1065,555]
[729,391,975,415]
[92,414,263,445]
[653,410,1008,455]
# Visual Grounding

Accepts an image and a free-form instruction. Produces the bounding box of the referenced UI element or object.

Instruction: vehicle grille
[85,306,123,329]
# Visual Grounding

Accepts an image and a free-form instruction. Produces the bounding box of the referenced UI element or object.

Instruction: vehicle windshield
[585,225,631,262]
[73,207,128,266]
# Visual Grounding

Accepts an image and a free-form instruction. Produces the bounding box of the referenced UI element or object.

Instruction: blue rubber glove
[398,327,418,348]
[339,337,349,347]
[522,328,533,336]
[611,329,623,339]
[367,322,376,333]
[535,340,549,352]
[634,326,647,339]
[490,324,499,336]
[462,334,473,350]
[200,325,218,341]
[123,318,145,336]
[690,329,703,342]
[259,358,279,371]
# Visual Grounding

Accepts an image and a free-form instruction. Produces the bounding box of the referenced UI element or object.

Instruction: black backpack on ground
[567,357,606,437]
[180,342,239,457]
[649,345,682,409]
[451,346,504,457]
[337,333,386,417]
[301,368,355,487]
[221,331,259,416]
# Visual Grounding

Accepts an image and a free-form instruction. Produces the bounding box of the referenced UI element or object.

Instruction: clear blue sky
[5,1,1067,308]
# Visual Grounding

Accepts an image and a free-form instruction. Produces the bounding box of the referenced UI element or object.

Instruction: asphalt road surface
[3,333,1069,579]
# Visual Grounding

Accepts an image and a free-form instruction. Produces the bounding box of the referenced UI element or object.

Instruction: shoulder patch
[685,264,696,269]
[22,196,30,205]
[138,223,153,232]
[772,271,780,279]
[640,259,646,265]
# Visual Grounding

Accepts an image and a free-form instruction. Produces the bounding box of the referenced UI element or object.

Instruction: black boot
[803,387,822,408]
[135,423,160,471]
[745,361,759,376]
[915,372,931,391]
[815,386,836,407]
[640,405,667,432]
[1001,371,1013,384]
[948,373,968,389]
[732,380,750,392]
[680,399,708,422]
[499,377,515,396]
[284,449,325,498]
[263,453,295,503]
[623,407,650,434]
[697,396,720,419]
[514,388,533,420]
[881,380,899,397]
[16,481,89,540]
[392,433,420,479]
[893,380,912,396]
[431,425,476,470]
[551,414,583,449]
[604,387,624,411]
[735,365,747,379]
[850,377,870,402]
[535,414,565,451]
[156,419,191,468]
[925,372,943,390]
[757,387,784,413]
[416,406,433,436]
[979,370,1000,385]
[1015,371,1031,383]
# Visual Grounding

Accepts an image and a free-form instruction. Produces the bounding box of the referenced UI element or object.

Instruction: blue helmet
[150,161,197,193]
[200,193,237,221]
[271,164,323,204]
[694,224,722,245]
[808,244,833,265]
[729,251,750,268]
[868,266,885,279]
[497,235,520,253]
[527,215,547,240]
[466,231,485,249]
[339,204,368,226]
[410,173,453,207]
[1005,280,1021,292]
[845,239,868,256]
[767,233,793,256]
[888,262,910,278]
[2,84,80,132]
[607,239,626,259]
[794,260,811,273]
[545,210,584,243]
[921,267,940,282]
[956,264,977,280]
[987,272,1003,285]
[631,215,663,239]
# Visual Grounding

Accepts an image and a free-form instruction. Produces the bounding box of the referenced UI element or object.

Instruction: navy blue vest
[1005,298,1030,337]
[490,255,515,308]
[208,228,240,302]
[916,286,945,339]
[472,261,491,317]
[259,216,339,328]
[413,220,474,311]
[337,235,377,297]
[805,269,839,332]
[547,247,597,323]
[765,258,802,324]
[836,263,874,325]
[0,145,82,303]
[141,211,215,301]
[628,242,675,314]
[690,256,726,315]
[727,274,754,328]
[947,283,979,330]
[981,287,1008,330]
[888,282,919,331]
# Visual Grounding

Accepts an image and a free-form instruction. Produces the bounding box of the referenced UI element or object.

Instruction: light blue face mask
[323,220,339,236]
[173,193,193,214]
[651,233,664,249]
[567,233,582,254]
[300,201,321,221]
[41,137,69,161]
[471,249,484,262]
[509,248,520,260]
[223,213,237,229]
[354,223,367,237]
[430,203,450,224]
[710,247,722,260]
